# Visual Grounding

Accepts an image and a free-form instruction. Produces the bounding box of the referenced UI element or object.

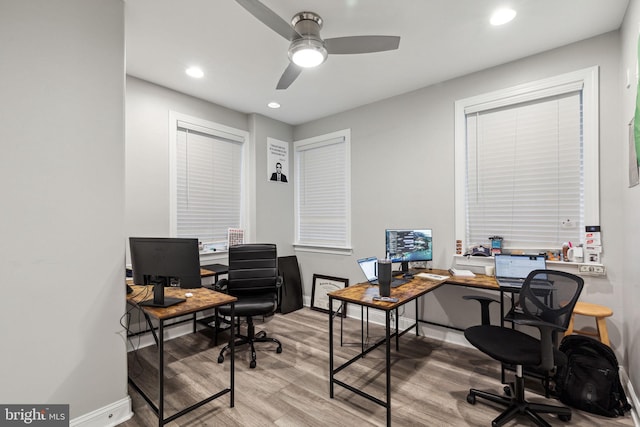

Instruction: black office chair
[216,244,283,368]
[463,292,555,397]
[464,269,584,427]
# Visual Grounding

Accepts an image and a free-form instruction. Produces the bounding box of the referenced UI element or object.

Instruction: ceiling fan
[236,0,401,90]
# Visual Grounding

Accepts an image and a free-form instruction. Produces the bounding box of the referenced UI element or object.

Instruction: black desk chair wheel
[216,244,283,369]
[464,270,584,427]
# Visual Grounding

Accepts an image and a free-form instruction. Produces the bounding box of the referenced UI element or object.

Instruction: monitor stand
[392,261,411,277]
[139,277,185,308]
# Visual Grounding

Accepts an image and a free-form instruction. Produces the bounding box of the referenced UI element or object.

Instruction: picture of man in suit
[270,162,288,182]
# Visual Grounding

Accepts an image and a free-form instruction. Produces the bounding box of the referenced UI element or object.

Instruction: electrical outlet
[578,264,591,273]
[578,264,606,276]
[561,219,575,228]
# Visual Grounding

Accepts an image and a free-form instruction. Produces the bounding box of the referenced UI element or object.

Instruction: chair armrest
[511,317,566,333]
[512,317,565,371]
[275,276,283,289]
[463,295,500,325]
[213,278,229,292]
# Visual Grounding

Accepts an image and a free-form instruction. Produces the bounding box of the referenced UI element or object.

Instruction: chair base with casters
[467,366,571,427]
[465,325,572,427]
[216,291,282,369]
[217,315,282,369]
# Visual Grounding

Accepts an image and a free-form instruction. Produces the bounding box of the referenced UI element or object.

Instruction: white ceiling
[125,0,629,125]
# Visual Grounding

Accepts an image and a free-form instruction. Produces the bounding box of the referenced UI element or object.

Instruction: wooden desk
[127,286,237,427]
[126,267,229,341]
[437,269,499,290]
[200,263,229,282]
[327,269,500,426]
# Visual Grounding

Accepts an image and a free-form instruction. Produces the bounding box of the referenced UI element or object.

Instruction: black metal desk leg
[158,320,164,427]
[340,306,344,347]
[230,302,234,407]
[415,299,420,336]
[144,312,159,346]
[361,306,365,353]
[329,296,334,398]
[385,310,391,426]
[395,308,399,352]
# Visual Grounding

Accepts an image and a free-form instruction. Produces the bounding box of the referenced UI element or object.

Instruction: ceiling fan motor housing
[291,11,323,36]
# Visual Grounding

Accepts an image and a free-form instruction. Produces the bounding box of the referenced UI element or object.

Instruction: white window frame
[168,111,251,252]
[454,67,599,251]
[293,129,352,255]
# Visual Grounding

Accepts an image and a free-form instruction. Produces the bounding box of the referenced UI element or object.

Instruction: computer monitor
[129,237,201,307]
[385,228,433,273]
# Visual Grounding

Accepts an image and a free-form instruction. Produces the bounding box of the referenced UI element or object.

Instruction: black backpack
[555,335,631,417]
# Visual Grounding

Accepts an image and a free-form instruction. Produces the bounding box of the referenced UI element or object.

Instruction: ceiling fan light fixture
[289,38,327,68]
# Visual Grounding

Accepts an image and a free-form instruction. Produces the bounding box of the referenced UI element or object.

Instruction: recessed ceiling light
[185,66,204,78]
[267,101,281,109]
[490,8,516,26]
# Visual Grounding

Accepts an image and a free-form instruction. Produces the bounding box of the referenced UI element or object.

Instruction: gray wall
[249,114,295,254]
[125,78,297,264]
[0,0,128,422]
[620,0,640,407]
[125,76,249,248]
[294,31,631,354]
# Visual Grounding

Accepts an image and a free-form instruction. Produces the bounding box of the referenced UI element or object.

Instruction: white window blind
[176,126,243,243]
[465,91,583,249]
[295,131,351,249]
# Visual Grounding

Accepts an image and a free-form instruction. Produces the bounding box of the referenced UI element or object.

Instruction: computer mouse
[403,273,414,279]
[185,292,193,298]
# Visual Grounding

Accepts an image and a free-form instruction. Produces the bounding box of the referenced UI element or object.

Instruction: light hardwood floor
[121,307,634,426]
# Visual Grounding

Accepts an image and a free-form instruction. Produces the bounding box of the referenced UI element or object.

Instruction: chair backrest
[518,269,584,371]
[227,244,278,296]
[519,269,584,328]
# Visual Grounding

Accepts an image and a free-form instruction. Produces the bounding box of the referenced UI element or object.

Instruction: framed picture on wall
[267,137,289,183]
[310,274,349,317]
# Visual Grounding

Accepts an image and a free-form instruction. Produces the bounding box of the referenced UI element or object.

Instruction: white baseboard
[70,397,132,427]
[620,368,640,426]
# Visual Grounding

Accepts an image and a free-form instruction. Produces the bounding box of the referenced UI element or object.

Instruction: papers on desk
[416,272,450,281]
[448,268,476,277]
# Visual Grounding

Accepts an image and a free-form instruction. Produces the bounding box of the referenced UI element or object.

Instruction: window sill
[294,244,353,256]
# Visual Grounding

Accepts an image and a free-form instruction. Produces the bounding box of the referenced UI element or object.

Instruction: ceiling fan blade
[235,0,300,41]
[276,63,303,90]
[325,36,401,54]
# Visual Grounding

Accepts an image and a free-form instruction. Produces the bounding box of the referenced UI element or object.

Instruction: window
[454,67,599,252]
[294,129,351,253]
[169,112,248,247]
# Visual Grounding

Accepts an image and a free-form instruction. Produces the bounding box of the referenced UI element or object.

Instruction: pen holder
[378,259,392,297]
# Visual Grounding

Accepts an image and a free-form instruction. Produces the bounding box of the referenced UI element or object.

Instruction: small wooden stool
[564,301,613,346]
